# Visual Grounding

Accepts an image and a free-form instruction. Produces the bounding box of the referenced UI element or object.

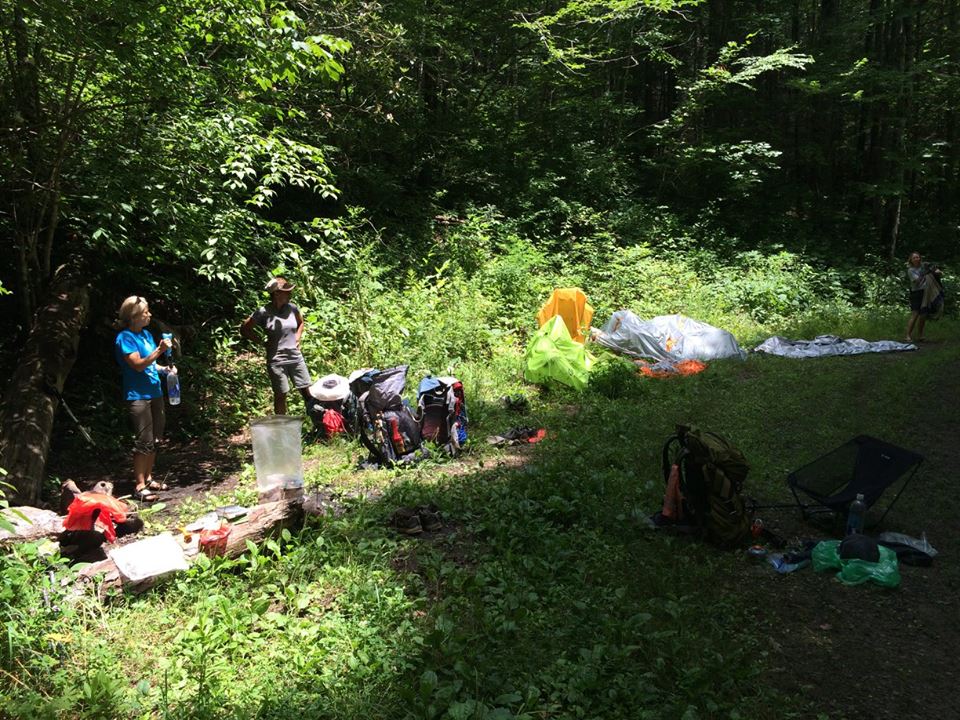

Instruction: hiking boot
[391,508,422,535]
[416,504,443,532]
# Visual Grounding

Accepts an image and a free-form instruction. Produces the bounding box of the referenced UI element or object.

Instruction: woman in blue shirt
[114,296,175,501]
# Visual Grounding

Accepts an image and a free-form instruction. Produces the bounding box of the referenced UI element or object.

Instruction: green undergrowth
[5,316,958,718]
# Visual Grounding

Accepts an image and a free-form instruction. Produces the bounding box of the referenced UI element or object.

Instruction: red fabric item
[661,463,684,521]
[199,523,231,557]
[63,492,130,542]
[388,416,405,452]
[322,408,347,437]
[527,429,547,444]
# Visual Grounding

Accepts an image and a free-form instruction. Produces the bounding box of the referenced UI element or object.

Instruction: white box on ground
[108,533,190,583]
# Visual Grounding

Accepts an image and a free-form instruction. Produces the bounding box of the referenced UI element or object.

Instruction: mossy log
[0,268,89,505]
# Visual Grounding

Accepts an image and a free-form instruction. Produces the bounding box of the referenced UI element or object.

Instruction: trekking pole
[43,380,96,447]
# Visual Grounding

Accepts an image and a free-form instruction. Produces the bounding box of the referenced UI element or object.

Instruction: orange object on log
[63,493,129,542]
[638,360,707,378]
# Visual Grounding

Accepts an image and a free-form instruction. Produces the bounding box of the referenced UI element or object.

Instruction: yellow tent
[536,288,594,344]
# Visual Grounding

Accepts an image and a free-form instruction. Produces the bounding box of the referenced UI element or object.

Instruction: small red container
[199,523,231,557]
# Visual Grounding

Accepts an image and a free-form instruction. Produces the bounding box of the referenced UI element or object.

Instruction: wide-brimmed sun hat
[265,277,295,293]
[309,374,351,402]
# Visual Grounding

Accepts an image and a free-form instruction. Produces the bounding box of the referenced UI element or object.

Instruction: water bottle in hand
[161,333,180,405]
[166,370,181,406]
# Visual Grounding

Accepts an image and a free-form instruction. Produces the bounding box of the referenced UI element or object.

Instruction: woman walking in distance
[905,251,942,343]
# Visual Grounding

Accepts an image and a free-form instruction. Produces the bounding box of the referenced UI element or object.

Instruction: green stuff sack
[812,540,901,588]
[524,315,592,390]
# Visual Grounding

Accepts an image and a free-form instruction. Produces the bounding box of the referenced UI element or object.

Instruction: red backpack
[417,375,468,456]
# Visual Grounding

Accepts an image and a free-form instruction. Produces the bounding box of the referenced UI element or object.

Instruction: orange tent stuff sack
[536,288,594,344]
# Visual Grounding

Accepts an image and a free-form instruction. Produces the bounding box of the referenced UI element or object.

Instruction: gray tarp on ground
[753,335,917,358]
[593,311,747,362]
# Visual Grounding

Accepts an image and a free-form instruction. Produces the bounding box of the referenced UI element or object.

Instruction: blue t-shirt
[115,329,163,401]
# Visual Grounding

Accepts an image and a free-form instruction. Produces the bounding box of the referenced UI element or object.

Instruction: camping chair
[787,435,923,527]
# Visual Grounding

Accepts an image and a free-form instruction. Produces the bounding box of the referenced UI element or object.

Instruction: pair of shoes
[390,504,444,535]
[416,503,443,532]
[134,487,160,503]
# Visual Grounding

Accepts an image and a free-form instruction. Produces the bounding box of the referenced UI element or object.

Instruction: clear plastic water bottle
[161,332,181,406]
[845,493,866,535]
[166,371,181,406]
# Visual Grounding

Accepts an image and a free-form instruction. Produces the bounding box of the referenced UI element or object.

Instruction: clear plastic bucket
[250,416,304,493]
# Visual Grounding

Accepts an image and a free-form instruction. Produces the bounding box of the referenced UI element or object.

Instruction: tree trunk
[0,266,89,506]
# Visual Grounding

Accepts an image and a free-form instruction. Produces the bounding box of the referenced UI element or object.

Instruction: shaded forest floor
[44,336,960,720]
[739,339,960,720]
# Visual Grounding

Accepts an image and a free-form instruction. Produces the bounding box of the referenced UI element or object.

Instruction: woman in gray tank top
[241,277,314,413]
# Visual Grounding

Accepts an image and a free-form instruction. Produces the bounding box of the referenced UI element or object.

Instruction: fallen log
[0,481,120,547]
[0,506,64,544]
[0,265,89,505]
[74,497,305,596]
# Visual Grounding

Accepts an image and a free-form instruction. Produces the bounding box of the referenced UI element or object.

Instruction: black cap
[839,533,880,562]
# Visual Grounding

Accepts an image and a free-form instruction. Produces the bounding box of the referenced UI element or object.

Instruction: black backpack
[356,366,424,467]
[307,394,358,439]
[417,375,468,456]
[661,425,751,547]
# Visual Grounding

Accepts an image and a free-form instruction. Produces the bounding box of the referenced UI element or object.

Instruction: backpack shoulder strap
[661,435,683,484]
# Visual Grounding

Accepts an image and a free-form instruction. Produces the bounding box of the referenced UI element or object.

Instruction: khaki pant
[129,397,165,454]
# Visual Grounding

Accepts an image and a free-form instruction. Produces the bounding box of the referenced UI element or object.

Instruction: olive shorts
[268,358,312,395]
[128,397,165,454]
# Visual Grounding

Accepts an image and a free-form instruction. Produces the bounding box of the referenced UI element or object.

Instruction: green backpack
[661,425,751,547]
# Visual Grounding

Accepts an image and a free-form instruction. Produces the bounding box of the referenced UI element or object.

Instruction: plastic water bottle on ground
[845,493,866,535]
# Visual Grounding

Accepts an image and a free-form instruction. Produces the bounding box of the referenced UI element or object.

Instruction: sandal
[134,487,160,503]
[146,480,169,491]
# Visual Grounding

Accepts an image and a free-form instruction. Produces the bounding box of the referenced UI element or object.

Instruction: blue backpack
[417,375,467,456]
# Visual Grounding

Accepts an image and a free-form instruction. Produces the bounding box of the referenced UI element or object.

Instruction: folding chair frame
[787,435,923,529]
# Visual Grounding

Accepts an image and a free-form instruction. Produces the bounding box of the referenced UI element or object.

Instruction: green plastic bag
[811,540,901,588]
[524,315,592,390]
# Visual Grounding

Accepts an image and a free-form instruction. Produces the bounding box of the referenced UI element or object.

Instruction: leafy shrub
[588,355,646,400]
[476,234,555,334]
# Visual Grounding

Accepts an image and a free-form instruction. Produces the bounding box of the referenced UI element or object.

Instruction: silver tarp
[753,335,917,358]
[593,311,747,362]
